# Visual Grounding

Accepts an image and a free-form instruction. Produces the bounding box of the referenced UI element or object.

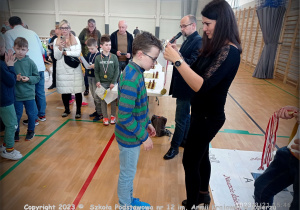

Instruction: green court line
[0,118,107,181]
[240,68,298,99]
[165,126,289,138]
[263,79,299,99]
[0,119,70,181]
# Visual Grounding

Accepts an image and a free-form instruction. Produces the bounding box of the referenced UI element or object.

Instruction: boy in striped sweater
[115,32,162,207]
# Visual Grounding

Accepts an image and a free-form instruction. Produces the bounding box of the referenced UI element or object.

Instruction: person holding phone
[53,19,85,119]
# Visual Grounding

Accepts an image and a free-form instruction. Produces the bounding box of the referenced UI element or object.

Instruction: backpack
[151,115,172,137]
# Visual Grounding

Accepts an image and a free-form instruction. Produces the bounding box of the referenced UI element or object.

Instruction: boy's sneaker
[69,99,75,104]
[14,132,20,142]
[0,144,6,152]
[89,111,97,117]
[93,114,103,122]
[25,131,35,141]
[103,118,109,126]
[110,115,116,124]
[38,116,46,121]
[82,101,88,106]
[1,149,23,160]
[23,119,39,126]
[131,198,151,208]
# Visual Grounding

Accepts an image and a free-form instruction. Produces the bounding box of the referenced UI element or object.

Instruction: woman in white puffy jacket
[54,19,85,118]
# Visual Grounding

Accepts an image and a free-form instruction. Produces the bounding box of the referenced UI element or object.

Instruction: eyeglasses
[60,27,69,30]
[143,52,157,63]
[179,23,193,29]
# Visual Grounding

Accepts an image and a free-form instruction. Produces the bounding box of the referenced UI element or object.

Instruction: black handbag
[64,55,80,68]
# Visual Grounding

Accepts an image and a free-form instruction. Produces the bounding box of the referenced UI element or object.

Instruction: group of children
[1,28,163,207]
[83,35,119,125]
[0,36,40,160]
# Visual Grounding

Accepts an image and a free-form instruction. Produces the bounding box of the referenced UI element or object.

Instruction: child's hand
[96,82,101,88]
[291,139,300,159]
[109,84,114,90]
[5,50,16,66]
[90,64,94,69]
[142,137,153,151]
[16,73,22,81]
[126,53,131,59]
[22,76,29,82]
[147,124,156,137]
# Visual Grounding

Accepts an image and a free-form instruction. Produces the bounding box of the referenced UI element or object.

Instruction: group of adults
[2,0,298,207]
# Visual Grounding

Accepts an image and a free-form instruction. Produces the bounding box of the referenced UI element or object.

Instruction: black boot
[48,84,56,89]
[182,193,211,208]
[163,147,179,160]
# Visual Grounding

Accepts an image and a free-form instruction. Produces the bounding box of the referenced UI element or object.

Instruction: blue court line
[45,90,57,96]
[228,92,280,149]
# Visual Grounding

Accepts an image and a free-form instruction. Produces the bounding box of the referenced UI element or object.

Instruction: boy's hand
[116,51,121,56]
[143,137,153,151]
[277,106,299,120]
[5,50,16,66]
[16,73,22,81]
[109,84,114,90]
[90,64,94,69]
[291,139,300,159]
[96,82,101,88]
[22,76,29,82]
[126,53,131,59]
[147,124,156,137]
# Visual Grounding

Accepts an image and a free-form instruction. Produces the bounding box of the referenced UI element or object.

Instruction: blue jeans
[171,98,191,149]
[118,144,140,205]
[14,100,37,132]
[35,71,46,117]
[254,147,299,209]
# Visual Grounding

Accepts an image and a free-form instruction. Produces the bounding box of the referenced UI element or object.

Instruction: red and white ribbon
[258,112,279,170]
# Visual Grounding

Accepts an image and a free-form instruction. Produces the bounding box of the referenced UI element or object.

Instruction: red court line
[72,133,115,209]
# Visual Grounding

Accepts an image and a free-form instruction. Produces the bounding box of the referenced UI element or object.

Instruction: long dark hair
[200,0,242,56]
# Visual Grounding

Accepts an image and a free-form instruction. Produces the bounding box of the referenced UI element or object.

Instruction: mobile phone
[61,36,66,42]
[120,52,127,55]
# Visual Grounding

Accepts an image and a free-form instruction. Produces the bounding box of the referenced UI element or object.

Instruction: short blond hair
[59,19,71,29]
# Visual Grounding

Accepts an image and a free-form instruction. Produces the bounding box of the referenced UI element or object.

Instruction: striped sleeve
[118,72,148,142]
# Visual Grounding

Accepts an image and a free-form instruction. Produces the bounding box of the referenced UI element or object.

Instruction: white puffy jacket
[54,37,84,94]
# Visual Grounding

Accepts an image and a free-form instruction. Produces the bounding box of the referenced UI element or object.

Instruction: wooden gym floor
[0,63,298,209]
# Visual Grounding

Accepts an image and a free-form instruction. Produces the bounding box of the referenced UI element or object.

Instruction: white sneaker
[1,150,23,160]
[0,145,6,152]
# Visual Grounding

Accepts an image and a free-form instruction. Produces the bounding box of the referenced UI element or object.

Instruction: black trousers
[61,93,82,114]
[182,114,225,209]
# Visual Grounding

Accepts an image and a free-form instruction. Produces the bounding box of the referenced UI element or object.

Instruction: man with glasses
[163,14,202,160]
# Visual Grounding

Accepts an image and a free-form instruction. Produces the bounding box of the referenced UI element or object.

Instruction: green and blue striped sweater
[115,61,151,148]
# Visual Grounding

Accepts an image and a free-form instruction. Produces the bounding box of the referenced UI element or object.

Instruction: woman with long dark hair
[164,0,242,208]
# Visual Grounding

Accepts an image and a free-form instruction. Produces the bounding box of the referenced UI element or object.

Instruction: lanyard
[100,53,111,77]
[89,51,98,65]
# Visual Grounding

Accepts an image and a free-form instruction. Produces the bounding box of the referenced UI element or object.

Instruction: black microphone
[169,32,182,43]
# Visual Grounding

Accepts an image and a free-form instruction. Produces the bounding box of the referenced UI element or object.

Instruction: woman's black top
[190,45,241,118]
